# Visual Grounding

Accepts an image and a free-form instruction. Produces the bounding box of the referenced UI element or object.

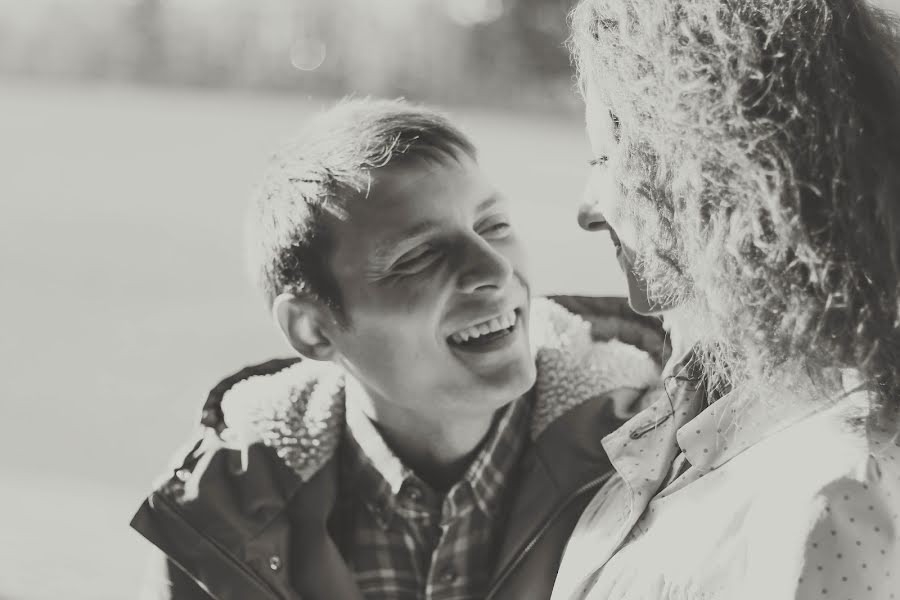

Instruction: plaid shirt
[338,395,531,600]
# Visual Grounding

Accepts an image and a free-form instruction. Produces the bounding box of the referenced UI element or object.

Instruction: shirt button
[439,569,457,584]
[268,555,282,571]
[174,468,191,482]
[406,485,423,502]
[370,505,390,529]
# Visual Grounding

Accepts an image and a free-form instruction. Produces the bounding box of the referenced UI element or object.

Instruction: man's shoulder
[139,295,663,506]
[544,295,669,364]
[528,297,662,440]
[135,357,348,532]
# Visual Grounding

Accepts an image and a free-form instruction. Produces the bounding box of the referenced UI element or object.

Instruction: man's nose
[456,238,514,294]
[577,197,608,232]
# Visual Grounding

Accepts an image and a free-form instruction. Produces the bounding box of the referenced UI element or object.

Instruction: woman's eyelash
[589,155,609,167]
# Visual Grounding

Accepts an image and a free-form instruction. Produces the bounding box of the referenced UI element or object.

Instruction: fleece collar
[219,298,659,482]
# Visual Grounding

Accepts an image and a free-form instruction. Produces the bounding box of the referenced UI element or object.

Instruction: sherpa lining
[221,298,659,483]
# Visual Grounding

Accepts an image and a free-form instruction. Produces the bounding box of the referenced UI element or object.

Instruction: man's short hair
[245,98,477,314]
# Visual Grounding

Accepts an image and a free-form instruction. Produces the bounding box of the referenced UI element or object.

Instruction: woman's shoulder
[788,414,900,598]
[735,391,900,598]
[761,386,899,498]
[723,381,897,541]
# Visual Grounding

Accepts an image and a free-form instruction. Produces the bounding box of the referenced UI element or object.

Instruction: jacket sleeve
[138,549,216,600]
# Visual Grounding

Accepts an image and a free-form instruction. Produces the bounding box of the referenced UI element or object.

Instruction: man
[131,98,663,599]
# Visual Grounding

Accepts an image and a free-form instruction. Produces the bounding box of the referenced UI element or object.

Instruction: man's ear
[272,293,338,361]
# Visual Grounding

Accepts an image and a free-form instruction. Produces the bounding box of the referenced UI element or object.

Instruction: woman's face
[579,85,673,316]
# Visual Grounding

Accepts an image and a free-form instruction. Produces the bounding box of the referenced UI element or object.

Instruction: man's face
[325,154,535,418]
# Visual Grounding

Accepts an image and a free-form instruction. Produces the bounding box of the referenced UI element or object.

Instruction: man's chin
[490,357,537,400]
[464,355,536,407]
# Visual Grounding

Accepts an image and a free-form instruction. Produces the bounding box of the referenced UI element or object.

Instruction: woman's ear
[272,293,338,361]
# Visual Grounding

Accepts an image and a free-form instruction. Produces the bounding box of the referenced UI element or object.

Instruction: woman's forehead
[584,92,618,148]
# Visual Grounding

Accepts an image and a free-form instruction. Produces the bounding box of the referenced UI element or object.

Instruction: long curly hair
[571,0,900,413]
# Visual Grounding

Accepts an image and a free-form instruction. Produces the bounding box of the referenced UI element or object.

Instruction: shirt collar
[459,393,530,516]
[343,392,530,519]
[600,350,705,498]
[344,394,410,497]
[677,362,844,472]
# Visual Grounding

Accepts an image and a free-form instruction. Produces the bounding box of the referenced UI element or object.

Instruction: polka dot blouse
[553,364,900,600]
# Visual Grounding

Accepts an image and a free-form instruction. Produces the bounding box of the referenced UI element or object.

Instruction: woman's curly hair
[571,0,900,412]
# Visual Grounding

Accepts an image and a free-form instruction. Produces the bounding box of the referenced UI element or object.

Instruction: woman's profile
[553,1,900,598]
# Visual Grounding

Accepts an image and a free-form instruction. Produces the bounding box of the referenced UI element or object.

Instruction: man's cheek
[352,287,422,321]
[508,240,530,280]
[369,278,432,315]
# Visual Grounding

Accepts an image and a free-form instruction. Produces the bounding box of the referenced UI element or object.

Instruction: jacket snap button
[268,555,282,571]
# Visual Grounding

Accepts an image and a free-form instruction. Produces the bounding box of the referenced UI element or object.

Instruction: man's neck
[345,377,503,492]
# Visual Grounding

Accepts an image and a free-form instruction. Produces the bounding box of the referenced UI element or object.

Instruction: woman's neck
[662,306,700,372]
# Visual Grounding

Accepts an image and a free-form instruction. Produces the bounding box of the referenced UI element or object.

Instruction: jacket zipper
[484,470,615,599]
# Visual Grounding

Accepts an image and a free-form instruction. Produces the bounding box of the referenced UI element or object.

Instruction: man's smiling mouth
[448,309,518,347]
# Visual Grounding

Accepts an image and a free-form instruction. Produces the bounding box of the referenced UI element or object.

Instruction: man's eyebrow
[372,195,503,263]
[372,221,441,262]
[476,194,501,213]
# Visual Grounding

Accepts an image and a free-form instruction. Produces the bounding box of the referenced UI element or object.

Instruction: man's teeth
[450,310,517,344]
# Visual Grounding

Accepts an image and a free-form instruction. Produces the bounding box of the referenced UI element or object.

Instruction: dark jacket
[131,296,666,600]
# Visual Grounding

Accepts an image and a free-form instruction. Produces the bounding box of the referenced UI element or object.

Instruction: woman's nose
[577,198,608,232]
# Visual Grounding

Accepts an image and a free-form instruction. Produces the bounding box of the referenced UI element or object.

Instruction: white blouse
[552,364,900,600]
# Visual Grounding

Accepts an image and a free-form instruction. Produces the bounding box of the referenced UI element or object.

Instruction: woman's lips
[607,228,623,255]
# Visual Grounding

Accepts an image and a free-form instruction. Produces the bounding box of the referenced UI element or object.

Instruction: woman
[552,1,900,598]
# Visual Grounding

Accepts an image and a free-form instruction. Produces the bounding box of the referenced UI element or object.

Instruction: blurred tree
[129,0,165,82]
[507,0,576,76]
[0,0,582,111]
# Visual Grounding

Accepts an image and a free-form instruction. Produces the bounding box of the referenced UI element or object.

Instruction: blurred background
[0,0,897,598]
